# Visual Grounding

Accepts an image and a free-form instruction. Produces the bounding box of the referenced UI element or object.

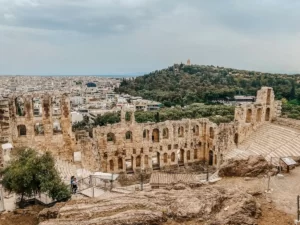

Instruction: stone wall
[0,87,281,173]
[5,93,75,162]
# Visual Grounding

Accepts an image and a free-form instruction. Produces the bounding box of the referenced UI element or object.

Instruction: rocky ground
[1,157,299,225]
[38,184,261,225]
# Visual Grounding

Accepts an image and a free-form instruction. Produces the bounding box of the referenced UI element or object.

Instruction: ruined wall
[0,87,281,172]
[92,111,219,173]
[7,93,75,161]
[233,87,279,145]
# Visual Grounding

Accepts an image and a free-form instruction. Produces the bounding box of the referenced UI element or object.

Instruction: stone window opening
[52,97,61,116]
[143,129,149,141]
[193,125,199,136]
[152,128,160,142]
[15,97,26,117]
[178,126,184,137]
[107,132,115,143]
[141,148,143,153]
[246,109,252,123]
[171,152,175,162]
[174,144,178,149]
[32,97,42,117]
[163,128,169,139]
[118,158,123,170]
[18,125,26,136]
[109,159,114,171]
[178,149,184,164]
[168,145,171,150]
[234,133,239,145]
[187,150,191,161]
[160,146,163,151]
[125,131,133,142]
[184,143,187,148]
[136,155,141,167]
[209,127,214,139]
[265,108,270,121]
[34,123,44,136]
[133,149,136,154]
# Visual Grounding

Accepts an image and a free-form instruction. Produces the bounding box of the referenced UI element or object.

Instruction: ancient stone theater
[0,87,286,173]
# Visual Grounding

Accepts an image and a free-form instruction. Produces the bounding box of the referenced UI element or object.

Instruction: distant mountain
[115,64,299,106]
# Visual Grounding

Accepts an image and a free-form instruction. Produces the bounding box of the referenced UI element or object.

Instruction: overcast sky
[1,0,300,75]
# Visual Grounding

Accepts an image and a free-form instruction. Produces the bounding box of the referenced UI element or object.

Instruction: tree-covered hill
[116,64,300,106]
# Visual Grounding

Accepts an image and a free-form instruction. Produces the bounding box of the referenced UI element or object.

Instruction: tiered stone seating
[54,158,91,184]
[227,123,300,165]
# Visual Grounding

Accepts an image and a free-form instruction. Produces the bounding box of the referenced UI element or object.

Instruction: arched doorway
[109,159,114,171]
[265,108,270,121]
[234,133,239,145]
[171,152,175,162]
[136,155,141,167]
[152,129,159,142]
[209,150,214,166]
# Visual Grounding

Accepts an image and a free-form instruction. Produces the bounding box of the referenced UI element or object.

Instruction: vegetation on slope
[116,64,299,106]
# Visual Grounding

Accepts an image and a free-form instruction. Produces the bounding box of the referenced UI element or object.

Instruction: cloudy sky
[1,0,300,75]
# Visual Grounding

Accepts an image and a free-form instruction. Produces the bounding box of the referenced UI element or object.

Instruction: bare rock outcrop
[218,155,269,177]
[39,186,260,225]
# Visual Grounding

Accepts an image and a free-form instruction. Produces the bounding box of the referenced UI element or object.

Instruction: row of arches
[17,122,62,136]
[107,149,200,172]
[14,96,62,117]
[106,125,214,143]
[246,108,270,123]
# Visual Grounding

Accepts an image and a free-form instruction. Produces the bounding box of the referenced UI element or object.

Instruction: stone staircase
[226,123,300,165]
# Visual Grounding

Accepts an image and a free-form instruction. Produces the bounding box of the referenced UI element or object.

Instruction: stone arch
[209,127,214,139]
[194,149,198,159]
[234,133,239,145]
[178,126,184,137]
[15,97,26,116]
[118,158,123,170]
[32,97,42,117]
[152,128,159,142]
[34,122,44,136]
[256,108,262,122]
[163,128,169,139]
[125,131,133,142]
[107,132,115,142]
[209,150,214,166]
[163,153,168,163]
[246,109,252,123]
[109,159,114,171]
[143,129,149,140]
[171,152,175,162]
[136,155,141,167]
[265,108,270,121]
[187,150,190,161]
[193,125,199,136]
[18,125,26,136]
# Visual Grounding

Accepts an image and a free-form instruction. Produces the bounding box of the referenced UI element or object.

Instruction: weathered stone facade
[0,87,281,173]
